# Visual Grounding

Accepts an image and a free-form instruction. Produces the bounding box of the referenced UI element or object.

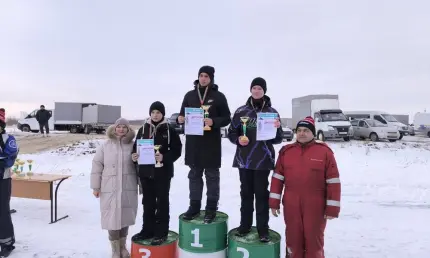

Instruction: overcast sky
[1,0,429,121]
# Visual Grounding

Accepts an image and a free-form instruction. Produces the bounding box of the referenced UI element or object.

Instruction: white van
[17,109,55,132]
[344,111,409,139]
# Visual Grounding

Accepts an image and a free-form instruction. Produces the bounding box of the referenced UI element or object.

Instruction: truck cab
[17,109,54,133]
[313,109,353,141]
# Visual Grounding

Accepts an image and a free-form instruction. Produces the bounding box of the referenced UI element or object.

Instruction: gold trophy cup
[201,105,211,131]
[27,159,34,178]
[240,116,250,141]
[154,145,163,168]
[18,160,25,177]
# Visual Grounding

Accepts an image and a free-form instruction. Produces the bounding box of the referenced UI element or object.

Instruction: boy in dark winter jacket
[177,65,231,224]
[131,101,182,245]
[227,77,283,242]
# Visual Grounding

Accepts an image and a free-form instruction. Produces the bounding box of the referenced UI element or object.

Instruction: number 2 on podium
[237,247,250,258]
[191,228,203,247]
[139,248,151,258]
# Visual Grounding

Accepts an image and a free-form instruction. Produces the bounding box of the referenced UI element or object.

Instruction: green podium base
[228,227,281,258]
[179,211,228,257]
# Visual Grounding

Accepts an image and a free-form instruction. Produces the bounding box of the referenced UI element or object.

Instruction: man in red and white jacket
[269,116,341,258]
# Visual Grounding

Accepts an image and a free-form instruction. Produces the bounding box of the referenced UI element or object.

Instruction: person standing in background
[177,65,231,223]
[0,108,19,257]
[269,116,341,258]
[227,77,283,242]
[91,118,138,258]
[35,105,51,137]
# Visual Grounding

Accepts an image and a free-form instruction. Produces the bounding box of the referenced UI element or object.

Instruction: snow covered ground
[9,137,430,258]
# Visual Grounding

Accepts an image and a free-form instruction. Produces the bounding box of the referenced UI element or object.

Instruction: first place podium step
[178,211,228,258]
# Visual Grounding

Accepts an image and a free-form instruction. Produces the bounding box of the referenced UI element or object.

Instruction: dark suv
[168,113,184,134]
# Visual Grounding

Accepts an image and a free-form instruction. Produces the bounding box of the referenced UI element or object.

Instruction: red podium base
[131,231,179,258]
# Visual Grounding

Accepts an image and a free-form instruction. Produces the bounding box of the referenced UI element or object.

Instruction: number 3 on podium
[237,247,250,258]
[139,248,151,258]
[191,228,203,248]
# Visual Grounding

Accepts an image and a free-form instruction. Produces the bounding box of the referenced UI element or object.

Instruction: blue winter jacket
[0,133,19,179]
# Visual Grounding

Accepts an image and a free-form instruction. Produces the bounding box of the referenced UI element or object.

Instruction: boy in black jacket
[131,101,182,245]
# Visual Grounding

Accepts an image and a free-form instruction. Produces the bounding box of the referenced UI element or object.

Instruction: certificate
[137,139,155,165]
[256,113,278,141]
[184,107,204,136]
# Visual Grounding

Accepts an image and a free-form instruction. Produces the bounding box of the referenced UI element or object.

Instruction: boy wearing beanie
[131,101,182,245]
[177,65,231,223]
[227,77,283,242]
[0,108,19,257]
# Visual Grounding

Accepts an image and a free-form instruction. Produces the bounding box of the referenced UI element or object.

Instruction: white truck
[292,94,353,141]
[17,102,122,134]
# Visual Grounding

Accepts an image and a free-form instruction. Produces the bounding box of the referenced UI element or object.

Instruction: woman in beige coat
[90,118,138,258]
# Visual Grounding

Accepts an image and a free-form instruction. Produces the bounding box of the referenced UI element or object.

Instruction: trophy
[27,159,34,178]
[240,116,250,141]
[201,105,211,131]
[18,161,25,177]
[154,145,163,168]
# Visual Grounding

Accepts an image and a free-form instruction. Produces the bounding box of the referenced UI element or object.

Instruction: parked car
[168,113,184,134]
[351,119,399,142]
[408,125,415,136]
[282,126,293,141]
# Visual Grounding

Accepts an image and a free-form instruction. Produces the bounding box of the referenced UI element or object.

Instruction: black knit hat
[296,116,316,136]
[250,77,267,93]
[198,65,215,83]
[149,101,165,117]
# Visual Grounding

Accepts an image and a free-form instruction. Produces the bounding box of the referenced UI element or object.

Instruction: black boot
[258,228,271,243]
[0,245,15,257]
[235,226,252,237]
[151,235,167,245]
[204,200,218,224]
[182,200,201,220]
[131,228,154,241]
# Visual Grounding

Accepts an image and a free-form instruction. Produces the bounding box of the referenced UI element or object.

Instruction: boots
[182,200,201,220]
[204,200,218,224]
[109,239,121,258]
[119,237,130,258]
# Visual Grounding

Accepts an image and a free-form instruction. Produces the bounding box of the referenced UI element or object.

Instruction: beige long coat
[90,125,138,230]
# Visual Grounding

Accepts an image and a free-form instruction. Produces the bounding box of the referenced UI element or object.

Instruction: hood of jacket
[106,124,136,143]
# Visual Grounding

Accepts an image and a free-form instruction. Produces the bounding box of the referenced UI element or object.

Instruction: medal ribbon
[197,86,209,106]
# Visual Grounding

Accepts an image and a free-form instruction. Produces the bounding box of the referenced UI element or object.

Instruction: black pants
[140,173,171,238]
[238,169,270,234]
[39,122,49,134]
[188,166,220,208]
[0,179,15,247]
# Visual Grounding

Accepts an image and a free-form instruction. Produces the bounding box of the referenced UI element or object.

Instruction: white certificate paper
[184,107,204,136]
[137,139,155,165]
[256,113,278,141]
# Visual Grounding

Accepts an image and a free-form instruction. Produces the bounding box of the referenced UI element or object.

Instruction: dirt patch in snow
[12,133,106,154]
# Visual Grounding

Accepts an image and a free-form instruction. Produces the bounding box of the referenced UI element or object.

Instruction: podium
[178,211,228,258]
[131,231,179,258]
[227,227,281,258]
